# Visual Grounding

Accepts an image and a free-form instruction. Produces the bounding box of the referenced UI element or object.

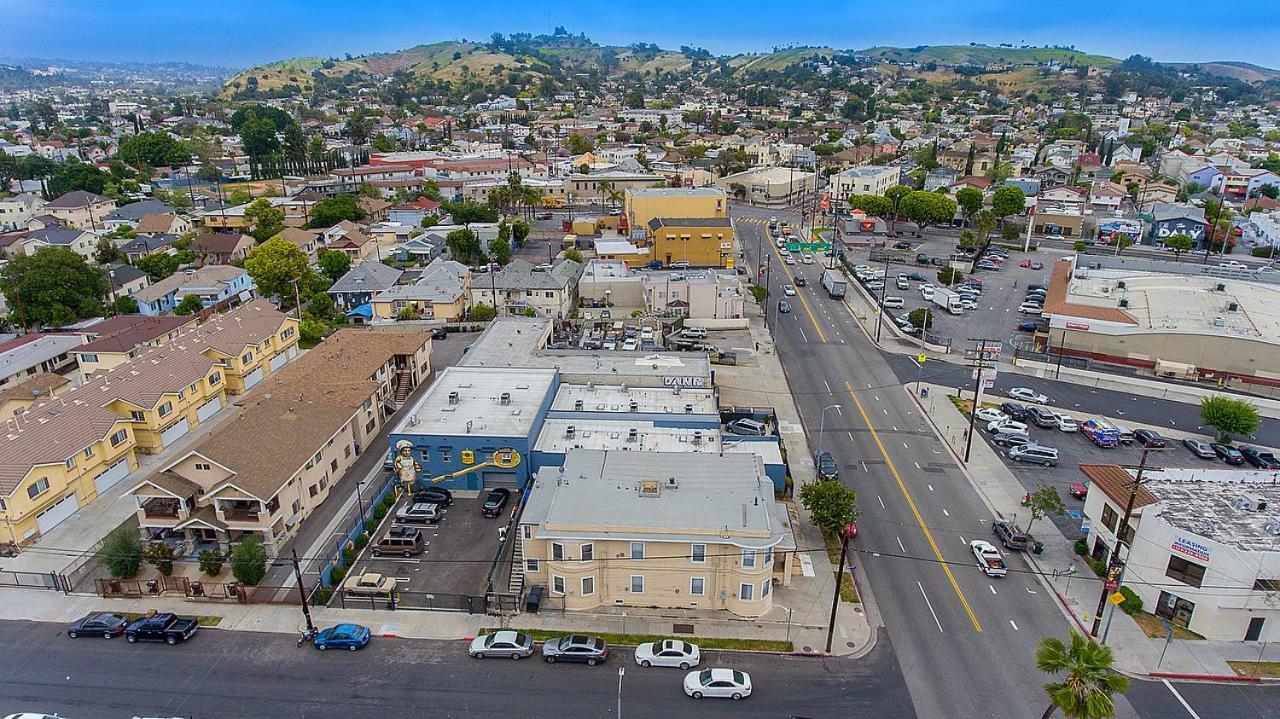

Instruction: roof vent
[1216,282,1226,292]
[1214,317,1225,327]
[638,479,661,497]
[628,428,638,442]
[1118,298,1129,308]
[565,425,575,439]
[500,392,511,405]
[1117,280,1126,289]
[1227,301,1239,312]
[448,390,459,405]
[667,477,679,489]
[574,399,584,410]
[685,403,694,413]
[693,430,703,445]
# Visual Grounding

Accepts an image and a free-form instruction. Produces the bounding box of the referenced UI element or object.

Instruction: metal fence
[0,569,62,591]
[335,589,488,613]
[319,475,397,588]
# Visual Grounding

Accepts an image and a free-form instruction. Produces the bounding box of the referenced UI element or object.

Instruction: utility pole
[963,338,1000,462]
[873,247,891,343]
[291,548,316,635]
[825,523,857,653]
[1091,447,1162,639]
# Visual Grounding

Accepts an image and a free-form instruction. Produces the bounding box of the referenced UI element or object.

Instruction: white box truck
[821,269,847,298]
[932,287,963,314]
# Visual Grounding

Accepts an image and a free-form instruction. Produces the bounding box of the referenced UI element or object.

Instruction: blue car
[314,623,371,651]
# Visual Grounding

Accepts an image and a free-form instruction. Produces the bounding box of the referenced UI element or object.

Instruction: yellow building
[646,217,734,268]
[185,299,301,395]
[0,373,70,418]
[517,451,796,618]
[71,315,198,376]
[624,187,727,235]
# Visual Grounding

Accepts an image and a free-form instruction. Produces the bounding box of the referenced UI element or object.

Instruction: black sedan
[1211,443,1246,465]
[542,635,609,665]
[67,612,128,639]
[1133,429,1167,448]
[1183,437,1217,459]
[482,488,511,518]
[413,486,453,507]
[999,402,1029,421]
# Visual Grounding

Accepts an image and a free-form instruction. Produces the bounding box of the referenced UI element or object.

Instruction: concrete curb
[1148,671,1261,683]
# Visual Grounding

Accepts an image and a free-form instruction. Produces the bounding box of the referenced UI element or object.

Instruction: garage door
[483,472,520,489]
[269,351,288,372]
[287,345,298,360]
[243,366,265,390]
[160,418,190,447]
[35,492,81,535]
[196,396,222,422]
[93,458,130,495]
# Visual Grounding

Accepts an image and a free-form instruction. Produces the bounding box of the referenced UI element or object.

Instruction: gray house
[327,260,404,310]
[1148,203,1208,246]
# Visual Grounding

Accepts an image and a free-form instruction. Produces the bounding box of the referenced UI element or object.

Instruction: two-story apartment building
[519,450,796,618]
[469,259,582,318]
[370,258,471,322]
[827,165,902,201]
[0,194,46,231]
[177,299,300,395]
[42,191,116,230]
[0,333,82,389]
[0,372,70,418]
[131,266,256,316]
[126,329,430,558]
[623,187,728,237]
[70,315,197,376]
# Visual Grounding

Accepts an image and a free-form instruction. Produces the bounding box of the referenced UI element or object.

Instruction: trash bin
[920,386,929,398]
[525,585,545,613]
[1032,541,1045,555]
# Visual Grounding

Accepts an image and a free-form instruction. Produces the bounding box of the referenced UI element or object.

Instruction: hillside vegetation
[858,44,1119,68]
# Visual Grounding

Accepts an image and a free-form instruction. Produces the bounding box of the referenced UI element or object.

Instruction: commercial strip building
[715,166,818,207]
[126,329,430,558]
[1040,256,1280,387]
[623,187,727,237]
[1080,464,1280,641]
[578,260,746,320]
[519,450,795,618]
[645,217,735,268]
[0,302,299,545]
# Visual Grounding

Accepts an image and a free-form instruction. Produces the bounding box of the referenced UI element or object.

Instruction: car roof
[491,630,520,641]
[707,668,740,681]
[334,623,363,632]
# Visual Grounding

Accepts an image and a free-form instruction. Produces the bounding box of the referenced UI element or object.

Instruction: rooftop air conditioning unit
[1214,317,1225,327]
[1227,302,1239,312]
[1266,520,1280,536]
[1216,283,1226,292]
[447,391,459,405]
[574,399,584,410]
[628,428,638,442]
[1233,495,1268,512]
[667,477,679,489]
[629,400,639,412]
[693,431,703,445]
[565,425,576,439]
[500,392,511,405]
[1117,280,1126,289]
[1118,299,1129,308]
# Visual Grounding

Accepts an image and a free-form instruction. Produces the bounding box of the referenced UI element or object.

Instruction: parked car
[988,419,1029,434]
[684,668,752,700]
[482,488,512,518]
[1183,437,1217,459]
[680,327,707,339]
[726,418,768,436]
[970,540,1007,577]
[314,623,371,651]
[977,261,1001,271]
[992,519,1030,550]
[906,272,928,282]
[991,431,1032,448]
[1018,303,1043,315]
[974,407,1006,424]
[1018,259,1031,268]
[396,502,442,524]
[1054,414,1079,433]
[999,402,1029,421]
[635,639,701,669]
[1211,443,1246,465]
[1027,406,1058,428]
[431,327,448,340]
[468,631,535,659]
[343,572,397,597]
[1134,429,1167,448]
[372,526,426,557]
[413,486,453,506]
[1241,446,1280,469]
[778,300,792,313]
[882,296,904,309]
[815,451,839,481]
[542,635,608,665]
[794,276,806,287]
[1009,444,1059,467]
[124,612,199,645]
[1031,262,1044,270]
[1016,321,1040,332]
[1070,482,1089,500]
[1009,387,1049,404]
[959,299,978,310]
[894,241,913,250]
[920,284,935,300]
[67,612,128,639]
[1028,284,1046,292]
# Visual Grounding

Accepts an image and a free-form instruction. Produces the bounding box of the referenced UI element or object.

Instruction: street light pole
[354,479,368,524]
[1091,447,1161,639]
[817,404,842,462]
[873,250,890,343]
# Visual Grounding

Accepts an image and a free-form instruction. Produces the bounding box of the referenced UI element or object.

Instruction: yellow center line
[844,380,983,633]
[750,224,827,342]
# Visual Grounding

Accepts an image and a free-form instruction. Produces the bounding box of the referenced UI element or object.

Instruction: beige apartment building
[126,329,431,558]
[518,450,796,618]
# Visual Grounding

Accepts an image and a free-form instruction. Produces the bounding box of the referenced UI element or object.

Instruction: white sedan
[974,407,1007,424]
[1055,414,1079,432]
[1009,387,1050,404]
[987,419,1029,435]
[782,284,796,296]
[634,639,700,669]
[684,668,752,700]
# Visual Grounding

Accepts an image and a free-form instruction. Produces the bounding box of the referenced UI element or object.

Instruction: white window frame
[740,582,754,601]
[690,543,706,564]
[630,575,644,594]
[552,542,564,561]
[630,541,645,560]
[580,543,594,562]
[742,548,757,569]
[690,577,705,596]
[761,579,771,598]
[525,558,540,573]
[552,575,565,595]
[581,575,595,596]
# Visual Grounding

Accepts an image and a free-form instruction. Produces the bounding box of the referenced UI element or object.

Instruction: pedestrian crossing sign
[917,354,928,364]
[1109,591,1126,606]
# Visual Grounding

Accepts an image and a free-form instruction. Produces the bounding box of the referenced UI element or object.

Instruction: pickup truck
[124,612,199,645]
[970,540,1008,577]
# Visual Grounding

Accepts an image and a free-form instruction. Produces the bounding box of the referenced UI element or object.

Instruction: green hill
[1172,61,1280,84]
[859,44,1119,68]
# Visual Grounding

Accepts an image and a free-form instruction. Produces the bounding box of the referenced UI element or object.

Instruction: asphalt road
[0,621,916,719]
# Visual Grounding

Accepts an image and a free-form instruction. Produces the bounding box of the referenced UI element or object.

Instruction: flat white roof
[1145,469,1280,553]
[391,366,556,438]
[1068,272,1280,340]
[550,383,717,414]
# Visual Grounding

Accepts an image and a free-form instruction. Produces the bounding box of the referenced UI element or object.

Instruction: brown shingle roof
[135,214,179,235]
[0,372,70,403]
[0,400,127,494]
[77,315,194,354]
[1079,464,1158,510]
[1041,259,1138,325]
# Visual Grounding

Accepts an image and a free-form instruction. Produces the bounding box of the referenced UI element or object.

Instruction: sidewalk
[909,381,1276,681]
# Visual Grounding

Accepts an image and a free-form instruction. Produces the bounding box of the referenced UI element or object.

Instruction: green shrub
[341,546,356,565]
[1074,538,1089,556]
[381,492,396,509]
[147,542,175,576]
[199,550,224,577]
[373,503,388,521]
[364,519,378,534]
[101,526,144,578]
[354,532,369,550]
[1118,586,1143,615]
[229,537,267,586]
[1088,558,1108,577]
[1252,246,1274,258]
[330,565,347,585]
[314,585,334,604]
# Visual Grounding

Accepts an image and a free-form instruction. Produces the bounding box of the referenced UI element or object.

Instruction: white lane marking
[861,460,868,472]
[877,495,885,508]
[1010,620,1019,631]
[883,408,889,415]
[1025,587,1038,595]
[835,406,843,416]
[896,536,906,552]
[799,326,809,342]
[824,380,832,394]
[892,425,898,431]
[902,441,909,449]
[914,461,921,469]
[989,585,997,595]
[874,395,880,401]
[928,484,934,492]
[942,508,950,516]
[1162,679,1203,719]
[917,582,944,633]
[847,431,855,442]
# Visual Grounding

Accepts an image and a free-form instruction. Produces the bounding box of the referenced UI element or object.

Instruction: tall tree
[955,187,985,222]
[307,195,365,228]
[884,185,912,237]
[135,252,180,282]
[244,237,311,302]
[1036,631,1128,719]
[899,190,958,236]
[1200,394,1260,442]
[0,247,109,328]
[243,198,284,243]
[318,248,351,283]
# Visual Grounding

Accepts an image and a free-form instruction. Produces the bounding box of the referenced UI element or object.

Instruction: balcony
[139,498,184,524]
[223,508,261,523]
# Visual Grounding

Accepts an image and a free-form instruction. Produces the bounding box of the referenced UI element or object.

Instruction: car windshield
[484,635,498,647]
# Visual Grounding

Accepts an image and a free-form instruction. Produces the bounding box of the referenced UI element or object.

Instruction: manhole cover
[673,623,695,634]
[802,645,814,652]
[846,641,855,648]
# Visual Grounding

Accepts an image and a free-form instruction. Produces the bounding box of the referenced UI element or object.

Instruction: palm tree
[1036,630,1129,719]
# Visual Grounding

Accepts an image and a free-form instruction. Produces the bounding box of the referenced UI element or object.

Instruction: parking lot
[844,235,1060,347]
[343,493,506,605]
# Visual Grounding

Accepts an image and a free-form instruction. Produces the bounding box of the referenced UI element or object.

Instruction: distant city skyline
[4,0,1279,70]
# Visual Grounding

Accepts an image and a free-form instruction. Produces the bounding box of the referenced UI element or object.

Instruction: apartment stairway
[393,369,413,407]
[508,529,525,594]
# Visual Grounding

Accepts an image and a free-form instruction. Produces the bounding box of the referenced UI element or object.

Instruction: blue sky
[4,0,1280,69]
